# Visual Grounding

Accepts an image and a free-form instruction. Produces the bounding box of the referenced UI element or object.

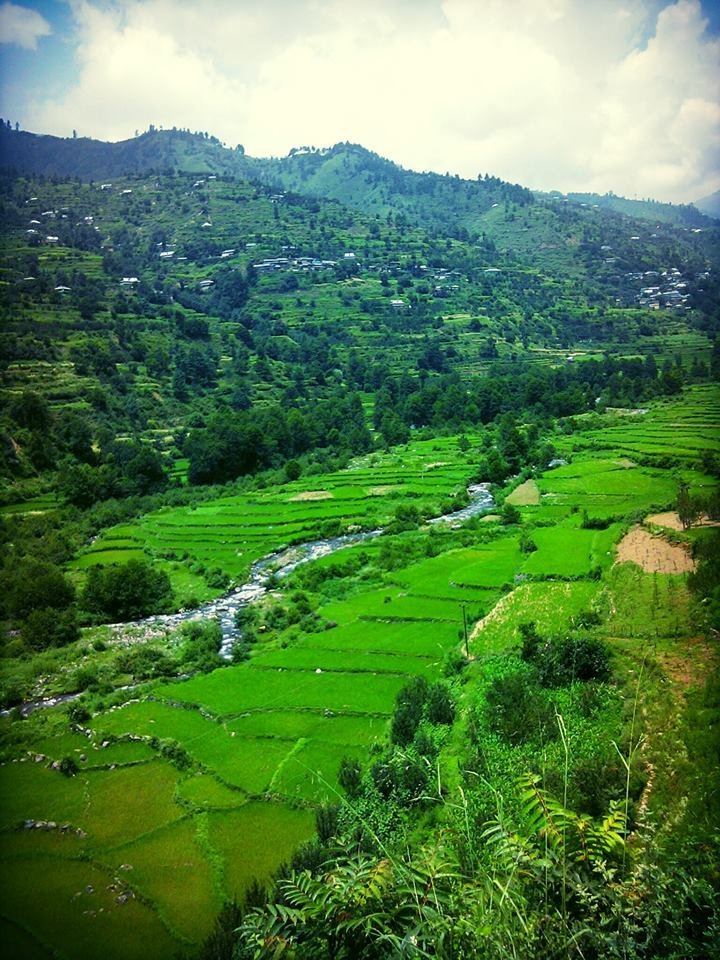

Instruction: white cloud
[0,2,51,49]
[20,0,720,202]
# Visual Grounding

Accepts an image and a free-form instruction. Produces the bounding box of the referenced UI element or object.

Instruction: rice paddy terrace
[70,435,487,602]
[0,385,718,958]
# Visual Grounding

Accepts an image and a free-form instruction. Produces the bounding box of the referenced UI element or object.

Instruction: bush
[59,756,79,777]
[23,607,79,650]
[158,740,193,770]
[519,530,537,553]
[520,623,611,686]
[179,620,223,672]
[581,511,613,530]
[484,672,557,746]
[116,646,175,680]
[231,640,251,662]
[535,636,612,687]
[315,804,339,844]
[69,666,99,692]
[338,756,363,798]
[67,703,91,725]
[390,677,428,746]
[426,682,455,725]
[500,503,521,525]
[443,650,468,677]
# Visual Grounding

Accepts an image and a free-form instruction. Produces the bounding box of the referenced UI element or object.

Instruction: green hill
[696,188,720,220]
[1,153,718,492]
[2,125,714,247]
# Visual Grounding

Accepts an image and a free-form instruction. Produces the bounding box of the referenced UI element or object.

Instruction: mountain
[254,142,534,234]
[0,127,530,233]
[550,190,708,229]
[1,124,718,486]
[695,189,720,220]
[0,126,254,180]
[0,126,713,276]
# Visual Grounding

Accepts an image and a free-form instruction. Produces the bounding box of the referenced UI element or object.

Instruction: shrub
[179,620,223,672]
[535,636,612,687]
[581,511,613,530]
[116,646,175,680]
[315,804,339,844]
[231,640,251,662]
[484,672,557,746]
[390,677,428,746]
[519,530,537,553]
[501,503,521,525]
[67,703,91,725]
[338,756,363,798]
[426,682,455,725]
[59,756,79,777]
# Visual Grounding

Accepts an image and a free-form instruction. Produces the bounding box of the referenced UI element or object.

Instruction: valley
[0,127,718,959]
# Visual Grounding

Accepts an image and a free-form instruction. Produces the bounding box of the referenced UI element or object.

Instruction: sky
[0,0,718,204]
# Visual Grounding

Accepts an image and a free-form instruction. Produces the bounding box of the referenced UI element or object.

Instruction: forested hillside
[2,161,717,491]
[1,124,715,238]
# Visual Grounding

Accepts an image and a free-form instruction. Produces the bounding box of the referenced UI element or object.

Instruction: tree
[82,560,172,621]
[379,410,409,447]
[5,560,75,620]
[58,461,118,507]
[23,607,79,650]
[122,445,168,494]
[677,483,700,530]
[9,391,51,431]
[501,502,521,525]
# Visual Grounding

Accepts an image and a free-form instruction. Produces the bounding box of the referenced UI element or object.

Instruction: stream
[11,483,494,716]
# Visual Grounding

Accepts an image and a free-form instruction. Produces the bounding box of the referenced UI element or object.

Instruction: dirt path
[615,526,694,574]
[659,636,716,688]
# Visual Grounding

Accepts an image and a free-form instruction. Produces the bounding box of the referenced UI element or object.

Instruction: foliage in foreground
[208,773,718,959]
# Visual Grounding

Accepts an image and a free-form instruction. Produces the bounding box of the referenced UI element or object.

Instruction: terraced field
[566,384,720,465]
[71,435,482,600]
[1,386,717,958]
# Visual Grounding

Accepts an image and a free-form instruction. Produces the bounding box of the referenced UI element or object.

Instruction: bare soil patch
[505,479,540,506]
[615,526,694,574]
[289,490,333,502]
[424,461,449,470]
[367,485,396,496]
[615,458,637,469]
[646,511,720,532]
